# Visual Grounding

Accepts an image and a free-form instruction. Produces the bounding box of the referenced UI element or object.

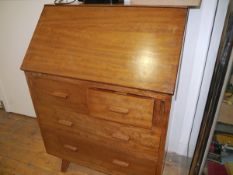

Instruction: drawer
[41,127,157,175]
[36,104,160,160]
[87,89,154,129]
[30,76,88,114]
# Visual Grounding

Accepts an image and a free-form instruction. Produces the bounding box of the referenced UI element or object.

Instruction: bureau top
[21,5,187,94]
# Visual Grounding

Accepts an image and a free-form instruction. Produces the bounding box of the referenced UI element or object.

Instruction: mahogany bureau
[21,5,187,175]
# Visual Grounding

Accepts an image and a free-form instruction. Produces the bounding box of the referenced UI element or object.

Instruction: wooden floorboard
[0,109,188,175]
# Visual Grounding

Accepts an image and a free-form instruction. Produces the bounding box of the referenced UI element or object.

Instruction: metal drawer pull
[112,159,129,167]
[58,119,73,127]
[109,106,129,114]
[64,144,78,151]
[50,91,69,99]
[112,132,130,141]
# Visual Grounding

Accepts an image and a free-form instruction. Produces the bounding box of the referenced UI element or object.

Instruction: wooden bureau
[21,5,187,175]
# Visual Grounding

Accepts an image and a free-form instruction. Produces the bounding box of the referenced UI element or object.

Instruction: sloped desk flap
[21,6,187,94]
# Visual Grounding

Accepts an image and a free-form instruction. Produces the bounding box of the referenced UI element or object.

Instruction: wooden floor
[0,109,189,175]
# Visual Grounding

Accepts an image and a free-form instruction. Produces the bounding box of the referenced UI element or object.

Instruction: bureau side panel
[155,98,172,175]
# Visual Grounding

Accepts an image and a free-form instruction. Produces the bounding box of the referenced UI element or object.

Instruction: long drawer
[41,127,157,175]
[36,104,161,160]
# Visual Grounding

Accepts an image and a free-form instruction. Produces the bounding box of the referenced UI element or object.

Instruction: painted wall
[167,0,229,156]
[188,0,229,157]
[0,0,226,156]
[0,0,53,116]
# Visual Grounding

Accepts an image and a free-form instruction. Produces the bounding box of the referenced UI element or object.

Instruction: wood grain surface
[21,6,187,94]
[41,127,157,175]
[26,72,172,175]
[21,6,187,175]
[87,88,154,128]
[0,110,188,175]
[36,104,160,160]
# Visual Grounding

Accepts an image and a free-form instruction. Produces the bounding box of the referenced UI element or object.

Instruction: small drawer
[36,104,160,160]
[41,127,157,175]
[87,89,154,129]
[30,76,88,114]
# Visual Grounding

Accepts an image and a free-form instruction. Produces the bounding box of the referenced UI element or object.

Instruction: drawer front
[30,76,88,114]
[36,104,160,160]
[41,127,157,175]
[87,89,154,129]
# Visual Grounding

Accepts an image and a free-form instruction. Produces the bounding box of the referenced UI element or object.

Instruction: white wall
[167,0,228,156]
[0,0,54,116]
[188,0,229,157]
[0,0,227,156]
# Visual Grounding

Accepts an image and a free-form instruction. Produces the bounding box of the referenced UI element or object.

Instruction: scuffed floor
[0,109,189,175]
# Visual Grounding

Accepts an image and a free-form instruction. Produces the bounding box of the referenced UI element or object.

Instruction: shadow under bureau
[21,5,187,175]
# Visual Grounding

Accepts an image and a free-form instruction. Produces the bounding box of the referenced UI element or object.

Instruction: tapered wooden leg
[61,159,70,172]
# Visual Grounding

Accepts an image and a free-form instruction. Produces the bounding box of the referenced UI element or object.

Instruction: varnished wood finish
[27,71,170,175]
[27,72,171,101]
[36,106,160,160]
[112,159,129,168]
[0,110,189,175]
[41,127,157,175]
[29,74,88,114]
[58,119,73,127]
[61,159,70,172]
[21,6,187,94]
[21,5,187,175]
[87,88,154,129]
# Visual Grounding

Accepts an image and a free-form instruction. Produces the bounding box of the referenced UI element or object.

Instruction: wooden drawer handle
[109,106,129,114]
[64,144,78,151]
[112,159,129,167]
[112,132,130,141]
[58,119,73,127]
[50,91,69,99]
